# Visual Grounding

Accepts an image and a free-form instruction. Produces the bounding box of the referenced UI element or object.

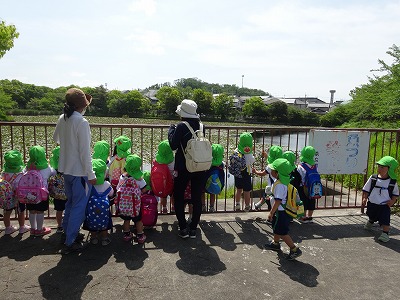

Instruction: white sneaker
[235,203,241,211]
[5,225,18,235]
[19,225,31,234]
[378,232,390,243]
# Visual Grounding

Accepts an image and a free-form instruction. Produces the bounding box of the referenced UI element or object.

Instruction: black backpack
[368,174,397,198]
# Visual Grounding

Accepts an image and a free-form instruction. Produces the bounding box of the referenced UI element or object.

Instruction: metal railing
[1,121,399,218]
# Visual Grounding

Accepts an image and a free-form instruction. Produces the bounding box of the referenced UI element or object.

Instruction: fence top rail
[2,121,400,133]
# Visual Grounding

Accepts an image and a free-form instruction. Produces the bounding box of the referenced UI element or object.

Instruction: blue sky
[1,0,400,102]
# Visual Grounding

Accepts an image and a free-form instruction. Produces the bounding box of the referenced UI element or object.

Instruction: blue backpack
[85,186,112,231]
[205,166,225,195]
[301,163,323,199]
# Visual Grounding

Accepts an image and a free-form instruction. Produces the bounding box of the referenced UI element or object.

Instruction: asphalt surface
[0,208,399,300]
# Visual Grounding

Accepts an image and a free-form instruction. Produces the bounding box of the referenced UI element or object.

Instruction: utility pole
[241,75,244,88]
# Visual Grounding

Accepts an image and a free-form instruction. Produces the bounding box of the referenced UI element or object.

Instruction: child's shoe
[101,237,111,246]
[254,199,266,211]
[244,205,251,212]
[5,225,18,235]
[287,247,303,260]
[90,237,99,245]
[123,232,133,242]
[264,241,281,251]
[56,226,64,234]
[136,233,146,244]
[202,204,207,212]
[378,232,390,243]
[189,229,196,239]
[364,220,373,231]
[161,206,168,214]
[178,228,189,239]
[235,203,241,211]
[299,217,313,224]
[19,224,31,234]
[35,227,51,237]
[209,206,215,213]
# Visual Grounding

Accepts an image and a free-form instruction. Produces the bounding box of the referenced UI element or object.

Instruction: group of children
[1,131,398,260]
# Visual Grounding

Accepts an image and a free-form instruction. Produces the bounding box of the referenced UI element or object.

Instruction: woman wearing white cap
[168,99,207,239]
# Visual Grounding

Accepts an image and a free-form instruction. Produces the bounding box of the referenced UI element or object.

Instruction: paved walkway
[0,209,399,300]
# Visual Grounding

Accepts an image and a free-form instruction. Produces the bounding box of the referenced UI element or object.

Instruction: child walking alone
[263,158,302,260]
[362,156,399,242]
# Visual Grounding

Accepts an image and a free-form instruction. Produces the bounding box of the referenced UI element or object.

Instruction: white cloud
[124,29,165,55]
[128,0,157,16]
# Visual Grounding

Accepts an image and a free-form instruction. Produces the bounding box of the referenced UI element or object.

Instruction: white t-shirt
[271,182,288,211]
[93,181,114,198]
[362,175,399,205]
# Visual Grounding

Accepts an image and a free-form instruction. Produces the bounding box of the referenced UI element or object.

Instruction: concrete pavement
[0,209,399,300]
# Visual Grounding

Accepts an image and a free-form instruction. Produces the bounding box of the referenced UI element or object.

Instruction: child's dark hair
[63,102,76,119]
[112,145,117,156]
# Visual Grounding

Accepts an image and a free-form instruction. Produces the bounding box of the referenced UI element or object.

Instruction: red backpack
[150,160,174,198]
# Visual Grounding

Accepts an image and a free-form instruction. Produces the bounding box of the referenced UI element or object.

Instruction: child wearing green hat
[48,146,67,233]
[152,140,175,214]
[1,150,31,235]
[362,155,399,242]
[263,158,302,260]
[252,145,283,211]
[231,132,255,212]
[205,144,225,212]
[116,154,147,244]
[85,158,114,246]
[25,145,56,237]
[108,135,132,192]
[297,146,320,223]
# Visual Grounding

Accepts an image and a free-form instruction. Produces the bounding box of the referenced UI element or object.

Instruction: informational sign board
[308,130,370,174]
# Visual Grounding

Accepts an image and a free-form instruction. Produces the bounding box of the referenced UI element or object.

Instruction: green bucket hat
[125,154,143,180]
[376,156,399,180]
[282,150,296,171]
[267,145,283,164]
[3,150,24,173]
[211,144,224,167]
[92,158,107,185]
[49,146,60,170]
[143,170,152,191]
[93,140,110,163]
[27,145,48,170]
[300,146,316,166]
[238,132,253,155]
[114,136,132,158]
[155,140,174,164]
[268,158,292,186]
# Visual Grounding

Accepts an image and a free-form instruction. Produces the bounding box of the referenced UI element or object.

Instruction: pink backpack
[16,170,49,204]
[115,177,141,217]
[141,191,158,227]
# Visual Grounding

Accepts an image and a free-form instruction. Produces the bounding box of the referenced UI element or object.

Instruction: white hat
[176,99,199,119]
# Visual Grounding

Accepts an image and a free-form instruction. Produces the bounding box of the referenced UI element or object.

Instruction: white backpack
[181,121,212,173]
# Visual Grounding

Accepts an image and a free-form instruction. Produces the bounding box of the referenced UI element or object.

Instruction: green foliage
[155,86,183,117]
[192,89,213,116]
[265,101,288,123]
[0,21,19,59]
[211,93,235,120]
[107,90,147,117]
[242,97,268,121]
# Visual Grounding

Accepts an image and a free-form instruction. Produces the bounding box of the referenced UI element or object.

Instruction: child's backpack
[16,170,49,204]
[115,177,141,217]
[368,174,397,198]
[85,186,112,231]
[48,172,67,201]
[150,160,174,198]
[228,151,246,178]
[0,175,17,210]
[181,121,212,173]
[272,180,304,218]
[205,166,225,195]
[301,163,323,199]
[108,156,126,189]
[141,191,158,227]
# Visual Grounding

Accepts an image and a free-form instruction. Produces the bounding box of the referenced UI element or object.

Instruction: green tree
[0,21,19,59]
[265,101,288,124]
[192,89,213,117]
[212,93,235,120]
[0,88,17,120]
[155,86,183,117]
[242,96,268,121]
